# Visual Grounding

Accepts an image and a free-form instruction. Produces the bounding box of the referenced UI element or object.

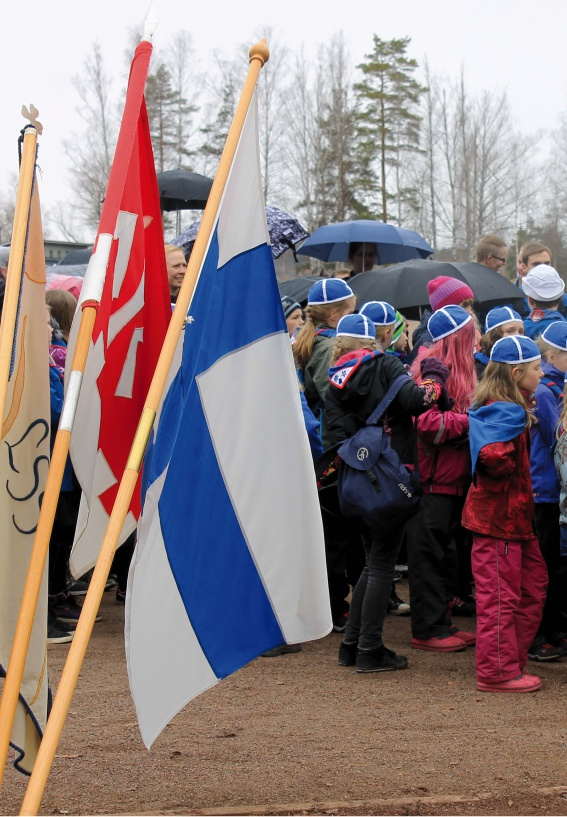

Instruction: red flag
[69,40,171,578]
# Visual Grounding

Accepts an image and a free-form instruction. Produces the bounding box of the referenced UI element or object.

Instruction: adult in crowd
[474,234,508,274]
[165,244,187,304]
[513,242,567,318]
[348,242,378,276]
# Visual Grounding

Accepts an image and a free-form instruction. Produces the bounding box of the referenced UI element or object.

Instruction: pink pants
[472,535,547,683]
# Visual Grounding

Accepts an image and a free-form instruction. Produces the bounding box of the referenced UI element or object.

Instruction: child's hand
[420,357,450,387]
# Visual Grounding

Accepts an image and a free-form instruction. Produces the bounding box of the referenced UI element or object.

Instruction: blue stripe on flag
[154,232,287,678]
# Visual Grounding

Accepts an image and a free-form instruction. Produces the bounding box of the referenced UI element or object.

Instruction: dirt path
[3,581,567,816]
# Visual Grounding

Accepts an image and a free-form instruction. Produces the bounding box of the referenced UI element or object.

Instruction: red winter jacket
[461,424,535,542]
[416,407,471,495]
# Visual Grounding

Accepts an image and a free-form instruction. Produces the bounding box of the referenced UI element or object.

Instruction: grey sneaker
[47,618,74,644]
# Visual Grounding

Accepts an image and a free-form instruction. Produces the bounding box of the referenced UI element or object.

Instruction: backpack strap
[366,374,412,426]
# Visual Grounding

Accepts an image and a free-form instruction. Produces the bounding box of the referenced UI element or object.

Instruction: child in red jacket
[462,335,548,693]
[408,305,477,652]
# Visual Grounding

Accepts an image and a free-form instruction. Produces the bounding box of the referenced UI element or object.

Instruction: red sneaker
[411,635,467,652]
[477,674,542,693]
[449,629,476,646]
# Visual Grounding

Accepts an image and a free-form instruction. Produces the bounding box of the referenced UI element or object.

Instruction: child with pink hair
[407,306,478,652]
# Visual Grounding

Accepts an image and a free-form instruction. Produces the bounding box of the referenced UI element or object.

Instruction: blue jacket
[49,363,74,492]
[511,278,567,319]
[524,309,567,340]
[530,361,563,503]
[300,391,323,461]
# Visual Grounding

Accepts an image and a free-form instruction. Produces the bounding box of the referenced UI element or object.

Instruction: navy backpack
[337,374,422,534]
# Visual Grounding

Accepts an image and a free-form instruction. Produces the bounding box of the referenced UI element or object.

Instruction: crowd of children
[291,259,567,694]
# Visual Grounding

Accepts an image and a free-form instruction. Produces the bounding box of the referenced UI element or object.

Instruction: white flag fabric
[0,179,50,774]
[126,89,331,749]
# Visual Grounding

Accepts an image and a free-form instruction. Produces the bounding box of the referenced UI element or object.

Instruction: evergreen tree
[198,78,237,175]
[354,36,425,222]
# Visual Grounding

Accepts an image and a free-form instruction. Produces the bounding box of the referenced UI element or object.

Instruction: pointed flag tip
[142,5,159,40]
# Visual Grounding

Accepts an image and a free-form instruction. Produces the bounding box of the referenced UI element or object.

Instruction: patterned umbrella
[172,205,309,260]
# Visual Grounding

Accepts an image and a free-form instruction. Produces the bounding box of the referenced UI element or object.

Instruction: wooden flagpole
[0,122,43,786]
[0,15,160,783]
[0,125,37,440]
[0,306,98,785]
[0,150,106,785]
[20,39,270,816]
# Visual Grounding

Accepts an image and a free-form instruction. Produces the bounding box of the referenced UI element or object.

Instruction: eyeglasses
[490,255,506,263]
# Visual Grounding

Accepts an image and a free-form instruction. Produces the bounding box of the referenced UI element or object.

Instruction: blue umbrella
[296,219,433,264]
[172,205,309,260]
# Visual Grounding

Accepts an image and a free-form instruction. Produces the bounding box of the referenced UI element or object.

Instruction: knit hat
[490,335,541,364]
[281,295,302,319]
[427,276,475,311]
[336,313,376,340]
[391,310,407,344]
[427,305,472,341]
[359,300,396,326]
[484,306,524,332]
[541,321,567,351]
[522,265,565,303]
[307,278,354,305]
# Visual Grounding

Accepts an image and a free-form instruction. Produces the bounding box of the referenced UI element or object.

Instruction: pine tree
[354,36,425,222]
[198,78,237,175]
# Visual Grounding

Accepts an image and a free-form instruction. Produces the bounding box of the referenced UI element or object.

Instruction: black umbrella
[349,259,521,319]
[157,170,213,211]
[278,276,321,306]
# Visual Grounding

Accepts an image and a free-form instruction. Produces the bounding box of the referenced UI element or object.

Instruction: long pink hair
[410,320,477,413]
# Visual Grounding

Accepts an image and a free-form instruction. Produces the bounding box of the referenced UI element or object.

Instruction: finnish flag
[125,89,331,748]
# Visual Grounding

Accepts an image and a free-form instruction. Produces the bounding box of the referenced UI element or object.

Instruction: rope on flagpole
[19,39,270,816]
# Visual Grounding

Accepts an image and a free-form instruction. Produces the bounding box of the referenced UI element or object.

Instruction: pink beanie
[427,276,474,311]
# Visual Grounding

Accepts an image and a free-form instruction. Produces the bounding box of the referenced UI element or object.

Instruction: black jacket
[324,352,436,464]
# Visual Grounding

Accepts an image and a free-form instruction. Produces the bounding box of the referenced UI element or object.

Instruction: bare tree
[422,69,538,258]
[65,43,117,233]
[282,34,359,231]
[253,28,290,204]
[166,32,200,169]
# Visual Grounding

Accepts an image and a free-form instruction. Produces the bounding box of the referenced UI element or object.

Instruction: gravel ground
[3,580,567,816]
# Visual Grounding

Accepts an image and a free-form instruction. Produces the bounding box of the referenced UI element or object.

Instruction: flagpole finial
[21,104,43,135]
[249,39,270,66]
[142,5,159,40]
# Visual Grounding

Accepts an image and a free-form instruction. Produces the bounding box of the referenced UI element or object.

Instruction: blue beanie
[359,300,396,326]
[490,335,541,364]
[485,306,523,333]
[541,321,567,352]
[307,278,354,305]
[428,305,472,341]
[336,314,376,340]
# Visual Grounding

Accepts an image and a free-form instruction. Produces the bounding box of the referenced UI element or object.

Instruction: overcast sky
[3,0,567,240]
